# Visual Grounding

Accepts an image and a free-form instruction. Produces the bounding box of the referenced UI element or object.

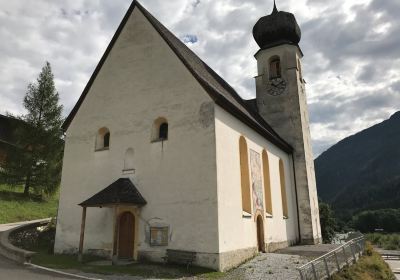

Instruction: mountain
[315,111,400,215]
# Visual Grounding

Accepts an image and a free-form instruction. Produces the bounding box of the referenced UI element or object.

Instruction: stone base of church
[137,247,257,271]
[265,238,299,252]
[137,250,165,263]
[301,237,322,245]
[137,249,220,271]
[55,240,299,272]
[218,240,298,271]
[265,240,289,252]
[86,248,112,259]
[136,240,299,272]
[218,246,258,271]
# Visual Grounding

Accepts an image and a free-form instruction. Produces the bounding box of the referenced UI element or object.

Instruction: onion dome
[253,1,301,49]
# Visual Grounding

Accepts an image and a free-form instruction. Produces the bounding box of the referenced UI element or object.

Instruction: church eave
[214,97,293,153]
[254,42,303,58]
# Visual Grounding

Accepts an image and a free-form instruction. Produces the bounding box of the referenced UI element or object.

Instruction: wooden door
[118,212,135,259]
[256,215,265,252]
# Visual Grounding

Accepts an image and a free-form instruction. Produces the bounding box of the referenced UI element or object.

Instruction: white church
[55,0,321,271]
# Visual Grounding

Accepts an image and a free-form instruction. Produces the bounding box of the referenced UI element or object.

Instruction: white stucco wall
[55,6,219,258]
[214,105,299,253]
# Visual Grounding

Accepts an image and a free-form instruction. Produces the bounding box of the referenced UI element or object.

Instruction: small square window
[150,226,169,246]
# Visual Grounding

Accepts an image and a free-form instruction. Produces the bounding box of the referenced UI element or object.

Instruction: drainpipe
[291,153,301,244]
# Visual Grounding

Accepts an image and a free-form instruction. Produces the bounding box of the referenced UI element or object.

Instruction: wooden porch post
[78,206,87,262]
[112,206,118,260]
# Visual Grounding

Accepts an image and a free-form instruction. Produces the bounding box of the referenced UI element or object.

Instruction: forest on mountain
[315,111,400,232]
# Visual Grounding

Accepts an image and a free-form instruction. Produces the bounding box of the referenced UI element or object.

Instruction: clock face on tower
[266,77,287,96]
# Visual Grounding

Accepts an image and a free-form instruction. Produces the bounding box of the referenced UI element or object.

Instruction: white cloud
[0,0,399,156]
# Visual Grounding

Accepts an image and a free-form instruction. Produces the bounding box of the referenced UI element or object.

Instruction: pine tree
[0,62,64,196]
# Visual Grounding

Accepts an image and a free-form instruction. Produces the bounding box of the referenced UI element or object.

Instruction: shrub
[10,219,56,253]
[332,242,396,280]
[365,233,400,250]
[365,242,373,256]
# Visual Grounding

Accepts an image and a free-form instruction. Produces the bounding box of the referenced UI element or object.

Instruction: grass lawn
[11,222,225,279]
[0,184,58,224]
[31,251,225,279]
[332,242,396,280]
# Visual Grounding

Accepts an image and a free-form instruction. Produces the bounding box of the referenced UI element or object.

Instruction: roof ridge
[136,2,290,150]
[62,0,292,152]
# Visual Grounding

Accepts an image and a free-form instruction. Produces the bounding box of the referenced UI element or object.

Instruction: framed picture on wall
[150,226,169,246]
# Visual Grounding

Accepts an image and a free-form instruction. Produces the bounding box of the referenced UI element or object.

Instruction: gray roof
[253,2,301,50]
[79,178,147,207]
[62,1,293,153]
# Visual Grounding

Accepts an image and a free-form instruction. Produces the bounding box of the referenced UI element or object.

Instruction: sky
[0,0,399,157]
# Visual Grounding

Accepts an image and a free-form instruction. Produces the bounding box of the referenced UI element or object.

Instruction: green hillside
[315,111,400,216]
[0,185,58,224]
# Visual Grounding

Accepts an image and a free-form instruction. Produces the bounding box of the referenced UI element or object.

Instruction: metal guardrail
[378,250,400,260]
[382,254,400,260]
[297,236,365,280]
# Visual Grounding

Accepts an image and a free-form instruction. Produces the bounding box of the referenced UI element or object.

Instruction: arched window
[262,150,273,215]
[239,136,251,214]
[95,127,110,151]
[279,159,289,218]
[123,148,134,171]
[159,122,168,140]
[104,132,110,148]
[269,56,281,79]
[151,117,168,142]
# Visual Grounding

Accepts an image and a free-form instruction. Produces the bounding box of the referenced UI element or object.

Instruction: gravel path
[220,253,308,280]
[61,253,308,280]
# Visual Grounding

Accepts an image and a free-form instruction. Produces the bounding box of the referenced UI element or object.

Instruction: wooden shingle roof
[62,1,293,153]
[79,178,147,207]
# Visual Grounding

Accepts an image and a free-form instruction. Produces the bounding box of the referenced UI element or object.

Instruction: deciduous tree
[319,201,337,243]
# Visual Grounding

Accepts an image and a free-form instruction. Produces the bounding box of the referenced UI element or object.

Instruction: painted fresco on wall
[250,149,264,212]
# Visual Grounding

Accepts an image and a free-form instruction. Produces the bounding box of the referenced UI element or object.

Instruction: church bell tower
[253,2,322,244]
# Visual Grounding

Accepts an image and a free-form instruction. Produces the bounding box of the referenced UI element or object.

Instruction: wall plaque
[150,226,169,246]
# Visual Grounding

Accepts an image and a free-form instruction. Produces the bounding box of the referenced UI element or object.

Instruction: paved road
[0,219,78,279]
[385,260,400,280]
[376,249,400,279]
[0,254,77,280]
[0,219,51,231]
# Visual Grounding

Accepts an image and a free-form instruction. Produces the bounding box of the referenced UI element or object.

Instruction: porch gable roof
[79,178,147,207]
